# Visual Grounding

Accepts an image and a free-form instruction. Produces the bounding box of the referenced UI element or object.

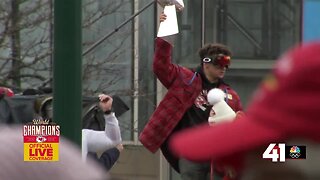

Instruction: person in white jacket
[82,94,122,161]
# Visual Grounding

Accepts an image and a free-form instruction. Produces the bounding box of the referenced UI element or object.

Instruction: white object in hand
[157,5,179,37]
[207,88,236,124]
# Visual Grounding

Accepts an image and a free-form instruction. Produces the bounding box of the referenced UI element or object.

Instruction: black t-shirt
[175,67,221,130]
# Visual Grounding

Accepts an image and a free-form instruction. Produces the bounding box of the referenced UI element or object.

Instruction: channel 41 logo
[262,143,306,162]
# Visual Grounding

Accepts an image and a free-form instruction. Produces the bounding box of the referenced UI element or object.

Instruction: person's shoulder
[176,66,197,76]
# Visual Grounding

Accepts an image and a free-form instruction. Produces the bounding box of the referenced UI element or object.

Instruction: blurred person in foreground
[139,12,243,180]
[0,125,108,180]
[170,42,320,179]
[82,94,123,170]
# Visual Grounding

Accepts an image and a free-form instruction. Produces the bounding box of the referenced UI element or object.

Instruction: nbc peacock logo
[289,146,301,159]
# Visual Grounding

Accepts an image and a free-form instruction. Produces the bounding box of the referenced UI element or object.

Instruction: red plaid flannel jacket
[139,38,242,153]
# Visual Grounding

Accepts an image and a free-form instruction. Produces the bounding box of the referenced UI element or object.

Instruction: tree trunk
[10,0,21,88]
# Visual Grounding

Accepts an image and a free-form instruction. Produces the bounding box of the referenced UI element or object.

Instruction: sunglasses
[202,54,231,68]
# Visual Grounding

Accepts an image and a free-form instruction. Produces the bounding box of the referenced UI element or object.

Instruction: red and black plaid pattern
[139,38,202,153]
[139,38,242,153]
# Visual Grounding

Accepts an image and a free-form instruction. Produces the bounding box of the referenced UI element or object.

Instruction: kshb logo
[263,143,306,162]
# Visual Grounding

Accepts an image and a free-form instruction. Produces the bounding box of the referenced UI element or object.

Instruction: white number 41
[262,143,285,162]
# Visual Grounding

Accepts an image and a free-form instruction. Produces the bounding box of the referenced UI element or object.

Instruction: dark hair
[198,43,232,64]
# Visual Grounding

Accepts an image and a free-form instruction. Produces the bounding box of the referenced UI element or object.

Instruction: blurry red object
[0,87,14,97]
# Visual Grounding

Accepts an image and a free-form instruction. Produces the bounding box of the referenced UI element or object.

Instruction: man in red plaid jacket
[139,17,242,179]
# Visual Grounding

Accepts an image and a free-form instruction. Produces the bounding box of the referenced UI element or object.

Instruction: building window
[137,0,156,136]
[173,0,202,65]
[83,0,156,142]
[210,0,302,60]
[82,0,134,140]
